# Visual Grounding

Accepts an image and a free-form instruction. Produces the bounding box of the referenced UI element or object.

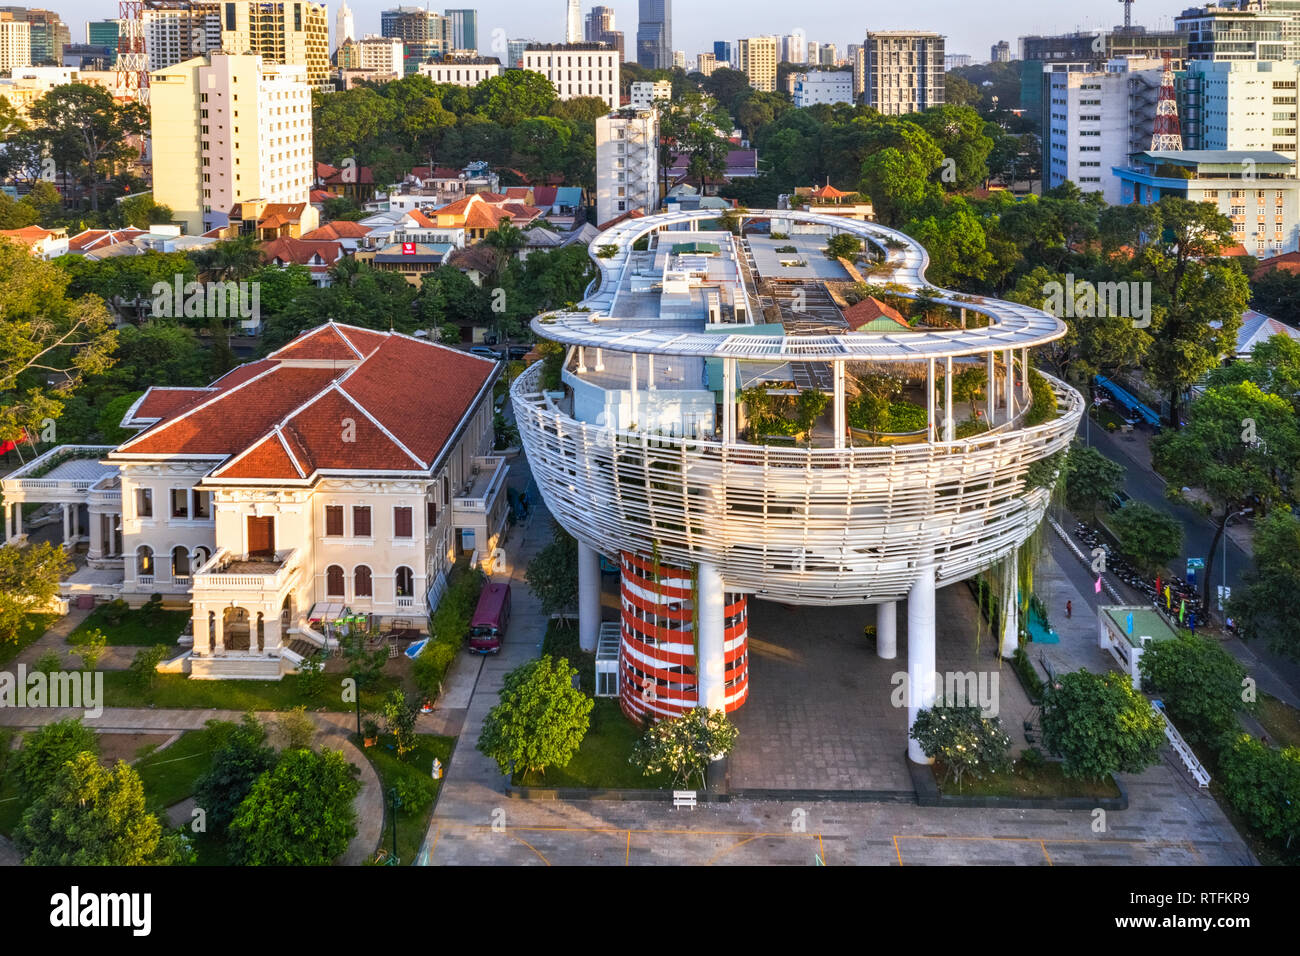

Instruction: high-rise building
[445,9,477,52]
[337,35,404,75]
[86,19,120,51]
[713,39,731,67]
[336,0,355,48]
[585,6,621,59]
[945,53,972,69]
[506,38,533,69]
[673,49,685,69]
[820,43,837,66]
[382,6,449,72]
[696,51,716,76]
[630,79,671,107]
[0,7,68,64]
[991,39,1011,62]
[1183,58,1300,162]
[780,33,805,63]
[806,41,819,65]
[637,0,671,69]
[1042,56,1165,203]
[862,31,945,115]
[220,1,331,89]
[1175,3,1288,60]
[565,0,580,44]
[596,107,658,225]
[523,42,619,108]
[848,43,864,96]
[0,15,30,72]
[737,36,777,92]
[143,6,220,71]
[150,52,313,234]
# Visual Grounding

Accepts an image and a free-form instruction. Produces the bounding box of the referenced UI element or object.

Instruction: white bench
[673,790,698,810]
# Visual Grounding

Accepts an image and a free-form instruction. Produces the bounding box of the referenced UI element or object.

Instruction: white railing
[137,575,154,586]
[1153,700,1211,788]
[191,547,301,592]
[396,596,415,608]
[513,362,1082,605]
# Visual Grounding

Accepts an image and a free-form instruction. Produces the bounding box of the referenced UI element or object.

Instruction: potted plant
[363,718,380,748]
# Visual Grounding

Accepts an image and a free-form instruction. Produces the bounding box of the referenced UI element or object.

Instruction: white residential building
[1183,58,1300,162]
[144,6,220,71]
[1044,56,1165,204]
[630,79,672,108]
[522,42,619,109]
[792,70,854,108]
[862,30,945,114]
[338,35,405,74]
[0,17,31,72]
[418,56,501,86]
[596,107,659,226]
[150,52,314,235]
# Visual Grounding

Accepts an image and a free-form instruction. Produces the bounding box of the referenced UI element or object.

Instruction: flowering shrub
[631,708,739,789]
[909,699,1012,788]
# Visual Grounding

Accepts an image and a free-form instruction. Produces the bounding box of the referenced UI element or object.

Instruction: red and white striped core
[618,551,749,723]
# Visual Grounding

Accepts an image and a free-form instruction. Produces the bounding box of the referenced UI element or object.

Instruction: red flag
[0,439,14,455]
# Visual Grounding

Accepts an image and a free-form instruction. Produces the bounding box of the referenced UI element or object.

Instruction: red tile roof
[300,220,372,241]
[532,186,558,207]
[843,297,910,331]
[261,236,344,267]
[68,227,147,252]
[407,209,438,228]
[1253,251,1300,280]
[112,324,498,481]
[125,387,214,426]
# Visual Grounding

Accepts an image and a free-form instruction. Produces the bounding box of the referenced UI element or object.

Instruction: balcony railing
[192,547,301,593]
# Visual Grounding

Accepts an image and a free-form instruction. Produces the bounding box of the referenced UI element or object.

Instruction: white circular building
[512,209,1082,763]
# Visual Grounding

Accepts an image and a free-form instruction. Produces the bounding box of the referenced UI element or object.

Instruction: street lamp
[1222,507,1253,615]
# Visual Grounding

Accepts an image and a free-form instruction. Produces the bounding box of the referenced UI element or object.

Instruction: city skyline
[52,0,1198,60]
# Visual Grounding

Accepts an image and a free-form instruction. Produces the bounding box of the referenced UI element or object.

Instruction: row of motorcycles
[1073,521,1206,620]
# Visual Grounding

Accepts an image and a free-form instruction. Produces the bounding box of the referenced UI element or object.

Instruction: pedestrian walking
[1065,600,1072,619]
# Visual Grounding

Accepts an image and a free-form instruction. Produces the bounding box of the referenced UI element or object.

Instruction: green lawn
[935,759,1122,800]
[512,697,672,790]
[360,732,455,866]
[0,614,55,668]
[135,724,231,813]
[69,604,190,646]
[1256,694,1300,750]
[101,670,399,712]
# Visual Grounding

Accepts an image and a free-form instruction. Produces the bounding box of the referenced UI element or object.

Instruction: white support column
[647,354,656,391]
[88,512,103,560]
[907,564,937,765]
[1001,549,1020,659]
[629,352,638,425]
[578,541,601,653]
[926,357,936,442]
[833,360,846,449]
[695,561,727,712]
[1004,348,1015,421]
[943,356,954,443]
[721,358,736,444]
[986,350,996,424]
[594,348,604,371]
[1021,348,1031,404]
[577,346,587,373]
[4,503,12,543]
[62,505,72,551]
[876,601,897,659]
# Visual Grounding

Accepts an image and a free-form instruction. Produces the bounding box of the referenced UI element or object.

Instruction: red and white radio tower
[1151,54,1183,152]
[116,0,150,104]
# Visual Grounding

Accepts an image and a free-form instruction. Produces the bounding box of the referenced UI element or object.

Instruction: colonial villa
[1,323,510,679]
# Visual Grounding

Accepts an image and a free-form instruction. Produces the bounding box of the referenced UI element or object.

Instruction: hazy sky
[69,0,1198,59]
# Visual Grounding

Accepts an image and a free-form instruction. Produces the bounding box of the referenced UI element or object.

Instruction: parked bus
[468,581,511,654]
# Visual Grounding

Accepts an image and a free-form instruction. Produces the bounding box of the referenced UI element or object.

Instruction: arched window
[395,566,414,597]
[172,546,190,577]
[326,565,345,597]
[354,565,373,597]
[137,546,154,576]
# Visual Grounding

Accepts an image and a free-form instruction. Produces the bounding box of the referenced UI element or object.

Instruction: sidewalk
[0,706,383,866]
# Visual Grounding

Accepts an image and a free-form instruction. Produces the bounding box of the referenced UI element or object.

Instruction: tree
[0,241,116,441]
[193,714,277,833]
[1064,444,1126,516]
[276,705,316,751]
[382,689,420,758]
[908,699,1013,788]
[1138,633,1247,744]
[824,233,862,261]
[859,118,945,227]
[1206,332,1300,414]
[16,752,190,865]
[524,521,579,625]
[1039,670,1166,780]
[129,645,168,689]
[228,747,361,865]
[1136,197,1249,426]
[0,542,72,645]
[631,707,740,789]
[11,717,98,801]
[72,628,107,671]
[1153,382,1300,609]
[1108,501,1185,578]
[472,70,558,126]
[1231,507,1300,661]
[27,84,148,211]
[1217,734,1300,846]
[476,655,593,779]
[111,193,173,229]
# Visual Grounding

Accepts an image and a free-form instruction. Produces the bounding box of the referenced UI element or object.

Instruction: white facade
[335,0,355,47]
[344,35,405,74]
[144,8,220,71]
[596,108,659,226]
[418,57,501,86]
[522,43,619,109]
[1045,56,1164,204]
[780,33,805,63]
[862,30,945,114]
[566,0,581,43]
[151,53,313,235]
[1185,58,1300,162]
[630,79,671,108]
[0,19,31,72]
[792,70,854,108]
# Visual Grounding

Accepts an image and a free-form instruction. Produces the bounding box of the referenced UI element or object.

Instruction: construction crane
[1119,0,1135,32]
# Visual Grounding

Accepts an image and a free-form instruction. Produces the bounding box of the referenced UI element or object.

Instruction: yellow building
[219,1,330,90]
[737,36,777,93]
[151,52,314,235]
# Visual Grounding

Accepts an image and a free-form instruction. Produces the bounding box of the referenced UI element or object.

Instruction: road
[1077,417,1300,702]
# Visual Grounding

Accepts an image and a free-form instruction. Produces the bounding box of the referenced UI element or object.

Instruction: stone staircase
[189,655,286,681]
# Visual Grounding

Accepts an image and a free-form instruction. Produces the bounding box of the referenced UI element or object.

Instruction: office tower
[713,39,731,67]
[220,2,330,89]
[991,39,1011,62]
[446,9,477,51]
[696,51,716,75]
[381,6,449,72]
[637,0,671,68]
[585,5,622,59]
[0,14,30,71]
[737,36,777,92]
